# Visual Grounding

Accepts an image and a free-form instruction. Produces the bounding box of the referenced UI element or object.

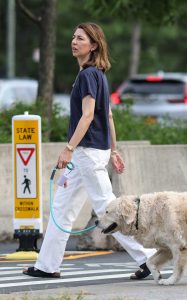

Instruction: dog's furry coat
[98,191,187,285]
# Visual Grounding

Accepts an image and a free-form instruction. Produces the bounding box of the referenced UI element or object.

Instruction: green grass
[1,291,143,300]
[2,293,84,300]
[1,294,130,300]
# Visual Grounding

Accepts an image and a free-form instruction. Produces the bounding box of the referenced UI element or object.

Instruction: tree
[1,0,186,101]
[16,0,57,140]
[86,0,179,24]
[86,0,187,77]
[128,22,141,77]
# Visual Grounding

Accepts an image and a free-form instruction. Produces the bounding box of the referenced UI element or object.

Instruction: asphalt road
[0,242,186,300]
[0,250,140,293]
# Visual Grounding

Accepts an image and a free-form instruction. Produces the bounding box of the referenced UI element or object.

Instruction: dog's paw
[158,278,175,286]
[146,263,160,283]
[152,272,162,284]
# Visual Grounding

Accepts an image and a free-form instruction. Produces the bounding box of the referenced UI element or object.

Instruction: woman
[23,23,155,279]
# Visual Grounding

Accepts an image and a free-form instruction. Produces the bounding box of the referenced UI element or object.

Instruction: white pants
[35,147,155,273]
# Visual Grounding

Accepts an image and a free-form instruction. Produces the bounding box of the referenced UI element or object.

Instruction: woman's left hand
[111,151,125,174]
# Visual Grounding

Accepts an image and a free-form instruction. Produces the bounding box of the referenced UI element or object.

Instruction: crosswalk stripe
[0,270,22,275]
[0,269,127,282]
[0,270,173,288]
[0,266,81,270]
[0,267,84,276]
[0,267,23,270]
[17,263,75,267]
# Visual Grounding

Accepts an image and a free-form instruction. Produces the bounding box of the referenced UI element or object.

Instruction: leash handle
[66,162,75,171]
[50,162,75,181]
[50,165,58,180]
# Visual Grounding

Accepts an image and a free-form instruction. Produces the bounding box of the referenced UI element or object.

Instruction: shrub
[0,103,187,144]
[0,102,69,143]
[112,107,187,144]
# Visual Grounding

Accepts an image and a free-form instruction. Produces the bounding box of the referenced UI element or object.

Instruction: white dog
[97,191,187,285]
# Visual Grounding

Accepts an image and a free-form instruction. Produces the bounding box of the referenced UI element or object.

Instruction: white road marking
[85,264,101,267]
[86,263,137,268]
[17,263,75,267]
[0,269,126,282]
[0,267,84,276]
[0,270,173,288]
[0,267,23,270]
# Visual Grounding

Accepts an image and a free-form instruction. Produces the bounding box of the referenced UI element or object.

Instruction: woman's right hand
[57,147,73,169]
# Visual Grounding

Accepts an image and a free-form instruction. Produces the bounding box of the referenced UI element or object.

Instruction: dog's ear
[118,198,136,225]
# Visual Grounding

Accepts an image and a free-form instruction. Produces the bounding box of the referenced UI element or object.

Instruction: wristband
[111,150,118,156]
[66,143,74,152]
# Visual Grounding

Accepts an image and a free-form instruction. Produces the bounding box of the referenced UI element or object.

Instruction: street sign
[12,112,43,251]
[16,144,36,199]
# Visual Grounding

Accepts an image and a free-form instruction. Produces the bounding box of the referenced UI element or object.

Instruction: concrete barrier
[112,143,187,196]
[0,142,187,241]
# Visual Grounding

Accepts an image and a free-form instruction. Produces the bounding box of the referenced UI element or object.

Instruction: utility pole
[6,0,16,78]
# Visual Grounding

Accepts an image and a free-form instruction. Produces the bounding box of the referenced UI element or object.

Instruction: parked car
[0,79,38,110]
[0,78,70,116]
[53,94,70,116]
[110,72,187,121]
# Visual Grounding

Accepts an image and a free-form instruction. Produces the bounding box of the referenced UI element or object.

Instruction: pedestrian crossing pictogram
[16,144,36,199]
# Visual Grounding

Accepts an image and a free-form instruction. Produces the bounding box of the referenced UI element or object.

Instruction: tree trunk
[37,0,57,140]
[128,22,141,77]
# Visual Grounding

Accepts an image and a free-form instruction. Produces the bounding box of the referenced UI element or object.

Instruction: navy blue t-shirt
[68,66,111,150]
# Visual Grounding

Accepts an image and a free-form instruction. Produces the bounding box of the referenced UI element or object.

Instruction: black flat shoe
[130,263,151,280]
[23,266,61,278]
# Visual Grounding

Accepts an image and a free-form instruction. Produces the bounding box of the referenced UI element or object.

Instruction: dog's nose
[95,220,99,226]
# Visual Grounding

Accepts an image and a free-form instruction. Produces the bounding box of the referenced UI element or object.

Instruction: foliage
[55,0,187,91]
[86,0,179,24]
[56,0,133,91]
[0,102,69,143]
[113,107,187,144]
[1,103,187,145]
[1,0,187,92]
[1,0,187,145]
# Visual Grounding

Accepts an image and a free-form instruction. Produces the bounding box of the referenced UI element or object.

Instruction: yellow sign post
[12,112,43,252]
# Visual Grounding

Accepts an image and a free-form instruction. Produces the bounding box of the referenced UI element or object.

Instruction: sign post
[12,112,42,252]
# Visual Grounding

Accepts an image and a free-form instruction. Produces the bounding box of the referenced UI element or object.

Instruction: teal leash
[49,165,96,235]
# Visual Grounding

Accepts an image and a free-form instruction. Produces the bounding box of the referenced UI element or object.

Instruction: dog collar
[135,198,140,230]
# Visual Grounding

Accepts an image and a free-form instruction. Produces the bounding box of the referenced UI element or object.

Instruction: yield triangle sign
[17,148,35,166]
